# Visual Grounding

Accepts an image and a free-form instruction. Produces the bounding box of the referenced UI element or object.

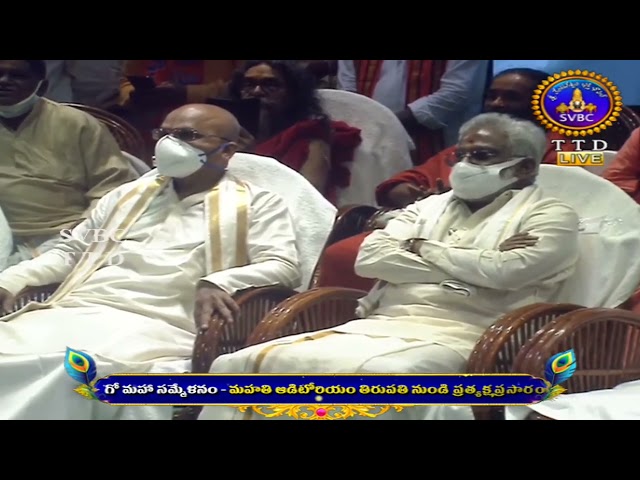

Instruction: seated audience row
[2,59,639,420]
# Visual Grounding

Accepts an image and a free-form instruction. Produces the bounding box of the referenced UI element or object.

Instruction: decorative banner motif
[237,405,405,420]
[532,70,622,137]
[543,349,577,400]
[64,347,100,400]
[63,347,577,419]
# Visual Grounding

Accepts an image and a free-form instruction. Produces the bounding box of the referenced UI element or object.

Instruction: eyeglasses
[241,78,284,94]
[152,128,231,143]
[454,149,500,162]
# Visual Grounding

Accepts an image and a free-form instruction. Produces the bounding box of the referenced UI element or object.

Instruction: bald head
[163,104,241,141]
[157,104,242,183]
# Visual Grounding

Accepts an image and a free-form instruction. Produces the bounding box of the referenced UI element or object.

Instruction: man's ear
[222,142,239,161]
[513,157,538,179]
[37,79,49,96]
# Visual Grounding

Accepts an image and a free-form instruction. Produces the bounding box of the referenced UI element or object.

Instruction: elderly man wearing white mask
[0,104,301,420]
[199,112,581,421]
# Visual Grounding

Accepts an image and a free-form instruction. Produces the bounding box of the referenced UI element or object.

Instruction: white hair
[458,112,548,165]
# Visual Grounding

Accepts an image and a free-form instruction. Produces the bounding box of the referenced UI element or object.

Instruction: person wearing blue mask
[0,59,138,269]
[0,103,302,420]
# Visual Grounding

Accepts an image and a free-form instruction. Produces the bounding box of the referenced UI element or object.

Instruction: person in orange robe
[317,68,577,290]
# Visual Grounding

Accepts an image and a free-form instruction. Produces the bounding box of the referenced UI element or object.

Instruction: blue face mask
[0,81,42,119]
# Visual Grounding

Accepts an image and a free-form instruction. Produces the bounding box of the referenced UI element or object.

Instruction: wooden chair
[62,103,147,162]
[180,204,378,420]
[466,302,585,420]
[188,202,375,382]
[510,308,640,420]
[308,205,379,288]
[243,206,396,343]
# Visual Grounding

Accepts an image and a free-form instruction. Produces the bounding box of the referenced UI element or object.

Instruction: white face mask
[449,157,526,201]
[0,81,42,118]
[154,135,228,178]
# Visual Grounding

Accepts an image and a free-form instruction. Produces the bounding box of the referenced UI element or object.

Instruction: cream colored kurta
[0,177,300,420]
[200,188,580,420]
[0,98,138,251]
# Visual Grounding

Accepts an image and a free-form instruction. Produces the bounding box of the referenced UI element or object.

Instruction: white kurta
[6,234,62,268]
[0,176,301,420]
[0,207,12,271]
[200,187,580,420]
[506,380,640,420]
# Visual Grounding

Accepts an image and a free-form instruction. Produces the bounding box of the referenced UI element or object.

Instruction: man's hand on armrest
[386,183,428,208]
[194,282,240,332]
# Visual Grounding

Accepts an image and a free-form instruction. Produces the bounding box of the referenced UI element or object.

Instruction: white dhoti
[0,207,12,271]
[0,304,193,420]
[506,380,640,420]
[199,327,473,420]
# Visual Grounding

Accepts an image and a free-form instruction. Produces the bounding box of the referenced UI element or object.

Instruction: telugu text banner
[92,374,548,406]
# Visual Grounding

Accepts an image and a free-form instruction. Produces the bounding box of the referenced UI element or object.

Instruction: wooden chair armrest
[191,286,297,374]
[178,286,296,421]
[363,208,396,231]
[467,302,584,420]
[327,205,380,246]
[487,307,640,422]
[308,205,381,289]
[246,287,367,346]
[514,308,640,394]
[0,284,61,318]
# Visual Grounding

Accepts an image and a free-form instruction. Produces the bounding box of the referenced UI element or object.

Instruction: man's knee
[357,357,404,374]
[357,344,466,374]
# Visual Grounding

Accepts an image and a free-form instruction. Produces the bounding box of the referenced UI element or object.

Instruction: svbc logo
[531,70,623,166]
